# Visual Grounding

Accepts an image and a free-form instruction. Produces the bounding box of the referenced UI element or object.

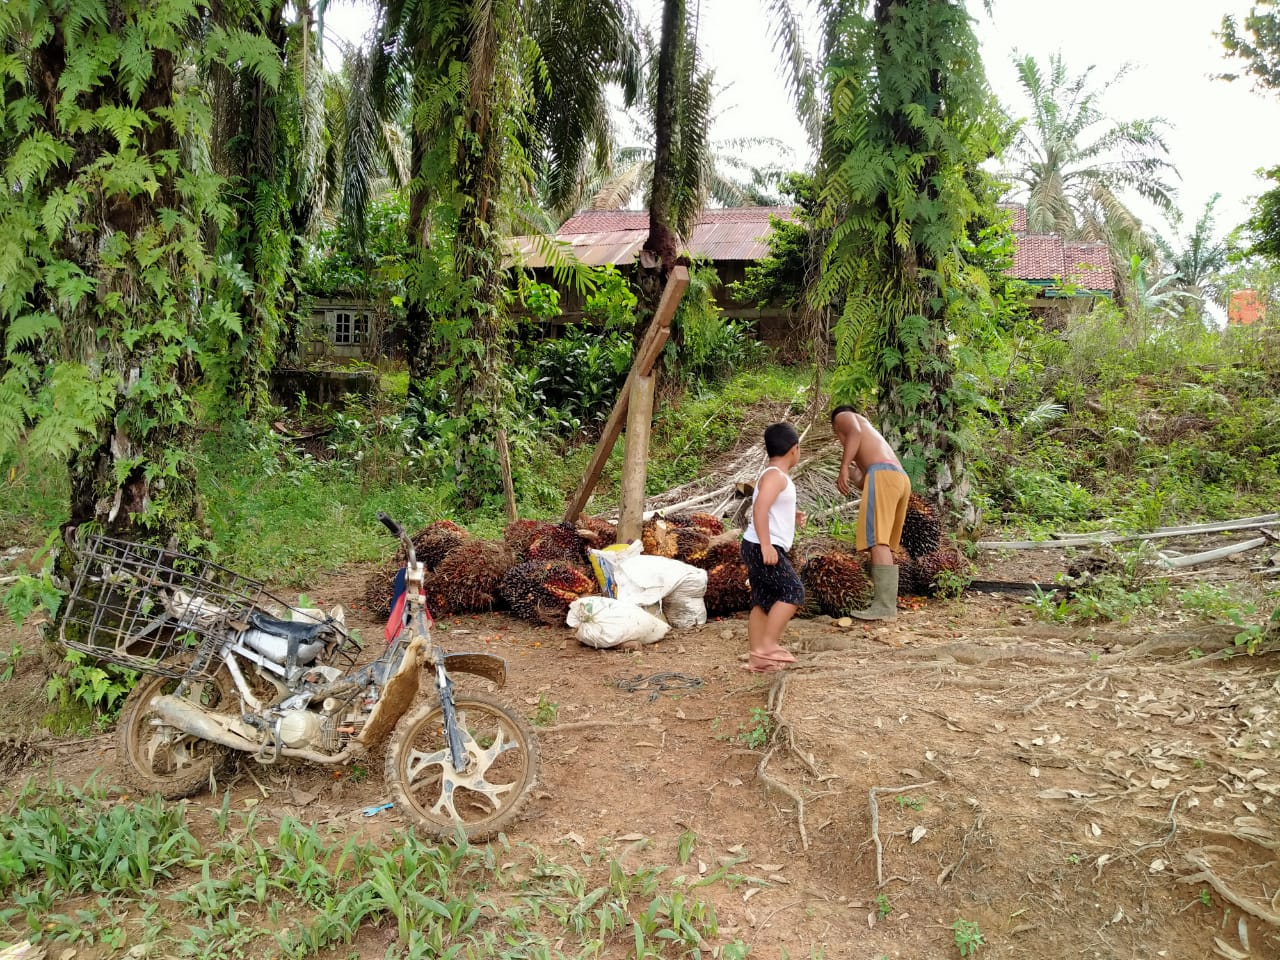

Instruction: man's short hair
[830,405,857,424]
[764,422,800,458]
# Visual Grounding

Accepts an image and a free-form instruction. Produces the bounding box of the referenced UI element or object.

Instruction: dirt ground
[2,544,1278,960]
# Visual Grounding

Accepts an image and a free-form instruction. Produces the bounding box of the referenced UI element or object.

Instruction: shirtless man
[831,406,912,620]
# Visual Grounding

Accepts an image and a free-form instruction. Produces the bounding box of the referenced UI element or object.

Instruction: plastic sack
[588,541,644,598]
[660,591,711,634]
[613,554,705,607]
[566,596,670,649]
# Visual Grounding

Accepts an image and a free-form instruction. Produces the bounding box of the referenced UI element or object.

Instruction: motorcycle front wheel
[117,662,237,798]
[386,690,540,840]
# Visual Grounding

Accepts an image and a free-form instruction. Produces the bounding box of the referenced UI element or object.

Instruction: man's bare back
[831,410,901,496]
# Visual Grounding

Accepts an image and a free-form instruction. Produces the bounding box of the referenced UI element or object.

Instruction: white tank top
[743,466,797,551]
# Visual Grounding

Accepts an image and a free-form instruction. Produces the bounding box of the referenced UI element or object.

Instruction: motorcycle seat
[249,612,331,642]
[241,612,330,668]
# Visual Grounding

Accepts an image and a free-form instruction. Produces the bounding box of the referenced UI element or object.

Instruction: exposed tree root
[868,781,937,887]
[1179,847,1280,927]
[753,673,838,850]
[539,719,659,735]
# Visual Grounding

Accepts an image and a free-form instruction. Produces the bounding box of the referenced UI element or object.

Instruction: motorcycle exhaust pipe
[152,694,261,752]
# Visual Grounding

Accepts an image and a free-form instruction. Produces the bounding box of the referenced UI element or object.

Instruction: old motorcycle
[59,513,539,839]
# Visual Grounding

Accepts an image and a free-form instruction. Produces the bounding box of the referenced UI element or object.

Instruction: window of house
[333,311,353,344]
[331,310,370,345]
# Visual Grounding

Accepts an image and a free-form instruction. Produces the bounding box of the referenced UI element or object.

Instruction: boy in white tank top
[740,423,806,672]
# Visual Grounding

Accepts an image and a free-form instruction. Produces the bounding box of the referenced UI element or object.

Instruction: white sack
[566,596,670,649]
[613,554,706,607]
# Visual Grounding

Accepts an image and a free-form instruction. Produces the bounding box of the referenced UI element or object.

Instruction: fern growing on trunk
[814,0,1008,521]
[0,1,251,539]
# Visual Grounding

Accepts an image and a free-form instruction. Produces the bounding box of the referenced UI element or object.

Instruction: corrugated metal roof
[512,202,1114,292]
[512,206,795,266]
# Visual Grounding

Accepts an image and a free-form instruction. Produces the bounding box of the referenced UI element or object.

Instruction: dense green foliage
[973,302,1280,529]
[0,2,257,538]
[814,0,1008,515]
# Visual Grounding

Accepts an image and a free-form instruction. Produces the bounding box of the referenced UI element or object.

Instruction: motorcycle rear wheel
[386,690,539,840]
[117,662,237,798]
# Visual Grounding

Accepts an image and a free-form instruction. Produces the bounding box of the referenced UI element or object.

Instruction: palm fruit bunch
[412,520,471,572]
[527,521,586,564]
[641,518,680,558]
[503,519,557,560]
[433,540,513,614]
[667,512,725,537]
[900,494,942,559]
[363,563,401,619]
[791,536,856,567]
[705,562,752,616]
[499,560,597,624]
[575,515,617,551]
[801,553,874,617]
[891,546,922,596]
[694,535,743,571]
[672,526,711,565]
[914,546,967,596]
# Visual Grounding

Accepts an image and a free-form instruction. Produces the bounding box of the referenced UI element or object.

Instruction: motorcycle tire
[117,662,237,799]
[386,690,540,840]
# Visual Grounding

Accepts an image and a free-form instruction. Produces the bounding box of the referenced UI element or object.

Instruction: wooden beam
[561,266,689,523]
[618,374,656,542]
[495,428,518,522]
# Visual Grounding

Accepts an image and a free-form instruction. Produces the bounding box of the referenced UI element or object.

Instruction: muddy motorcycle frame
[58,514,538,839]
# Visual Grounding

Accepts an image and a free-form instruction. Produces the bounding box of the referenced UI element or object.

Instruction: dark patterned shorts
[741,540,805,613]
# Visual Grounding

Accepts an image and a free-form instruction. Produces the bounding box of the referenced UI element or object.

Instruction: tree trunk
[871,0,971,520]
[26,7,206,539]
[633,0,684,350]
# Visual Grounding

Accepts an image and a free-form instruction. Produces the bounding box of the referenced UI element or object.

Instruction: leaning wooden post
[618,373,656,541]
[495,428,518,522]
[562,265,690,524]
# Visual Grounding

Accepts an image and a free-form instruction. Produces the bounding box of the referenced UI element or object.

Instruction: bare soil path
[2,546,1278,960]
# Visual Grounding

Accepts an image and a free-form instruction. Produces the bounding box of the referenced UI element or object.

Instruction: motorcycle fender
[358,636,425,746]
[442,652,506,688]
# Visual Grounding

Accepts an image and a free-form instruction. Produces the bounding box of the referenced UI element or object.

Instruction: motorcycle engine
[275,709,323,748]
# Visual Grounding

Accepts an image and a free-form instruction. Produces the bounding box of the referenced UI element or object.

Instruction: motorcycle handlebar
[377,512,405,538]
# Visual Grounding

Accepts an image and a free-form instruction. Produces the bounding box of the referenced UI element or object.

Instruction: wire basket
[60,535,292,680]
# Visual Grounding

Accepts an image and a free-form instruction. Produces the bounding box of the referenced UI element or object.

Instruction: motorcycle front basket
[59,535,288,679]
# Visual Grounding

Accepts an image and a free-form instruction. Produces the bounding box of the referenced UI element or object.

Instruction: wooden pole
[562,265,689,523]
[495,428,518,522]
[618,374,656,542]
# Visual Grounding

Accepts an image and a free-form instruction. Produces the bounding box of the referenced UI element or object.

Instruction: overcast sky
[322,0,1280,239]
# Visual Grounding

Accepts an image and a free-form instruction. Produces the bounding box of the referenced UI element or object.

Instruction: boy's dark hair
[764,422,800,458]
[830,405,857,423]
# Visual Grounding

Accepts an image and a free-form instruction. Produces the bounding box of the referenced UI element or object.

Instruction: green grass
[0,778,748,960]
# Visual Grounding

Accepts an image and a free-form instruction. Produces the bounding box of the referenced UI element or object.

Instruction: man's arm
[836,417,862,496]
[752,471,786,565]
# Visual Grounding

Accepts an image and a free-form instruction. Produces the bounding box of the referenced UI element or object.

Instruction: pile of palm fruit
[792,496,968,616]
[362,512,738,624]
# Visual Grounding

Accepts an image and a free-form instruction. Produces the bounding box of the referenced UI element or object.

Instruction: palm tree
[1155,194,1229,310]
[205,1,332,411]
[1003,52,1178,246]
[583,46,794,224]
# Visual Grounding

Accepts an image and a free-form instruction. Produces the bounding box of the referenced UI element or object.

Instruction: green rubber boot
[851,565,899,621]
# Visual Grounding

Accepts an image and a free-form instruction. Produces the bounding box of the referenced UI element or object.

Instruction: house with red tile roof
[997,203,1115,309]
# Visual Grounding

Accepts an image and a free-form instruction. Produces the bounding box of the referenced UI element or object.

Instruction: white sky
[322,0,1280,239]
